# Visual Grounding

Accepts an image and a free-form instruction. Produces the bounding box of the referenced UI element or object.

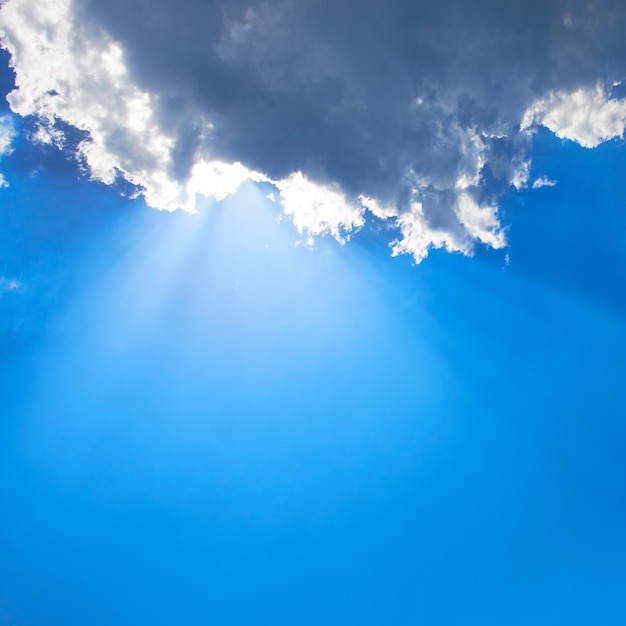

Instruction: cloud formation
[523,84,626,148]
[0,114,15,186]
[1,0,626,261]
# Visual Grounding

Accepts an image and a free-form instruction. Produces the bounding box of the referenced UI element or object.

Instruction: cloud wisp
[0,114,15,186]
[531,177,557,190]
[0,276,19,294]
[1,0,626,261]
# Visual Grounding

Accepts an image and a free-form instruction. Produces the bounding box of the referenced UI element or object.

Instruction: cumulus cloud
[360,190,504,263]
[2,0,626,261]
[0,0,254,212]
[275,172,365,246]
[522,84,626,148]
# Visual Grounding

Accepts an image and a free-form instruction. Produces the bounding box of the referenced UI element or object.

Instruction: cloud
[0,276,20,293]
[360,190,504,264]
[0,115,14,154]
[522,84,626,148]
[0,0,255,212]
[532,177,557,189]
[275,172,365,246]
[0,114,15,186]
[2,0,626,261]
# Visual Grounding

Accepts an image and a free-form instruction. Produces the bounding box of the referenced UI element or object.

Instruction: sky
[1,1,626,624]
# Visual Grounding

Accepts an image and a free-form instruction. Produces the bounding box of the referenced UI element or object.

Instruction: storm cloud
[2,0,626,260]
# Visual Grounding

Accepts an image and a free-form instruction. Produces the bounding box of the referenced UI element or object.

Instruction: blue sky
[1,3,626,625]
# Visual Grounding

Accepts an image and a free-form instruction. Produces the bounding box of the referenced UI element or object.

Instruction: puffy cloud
[522,85,626,148]
[384,192,504,264]
[2,0,626,261]
[0,0,256,212]
[274,172,365,246]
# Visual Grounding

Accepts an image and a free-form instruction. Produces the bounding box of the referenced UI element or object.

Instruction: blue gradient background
[1,51,626,625]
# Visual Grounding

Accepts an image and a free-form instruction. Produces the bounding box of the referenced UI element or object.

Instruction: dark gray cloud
[3,0,626,259]
[79,0,626,176]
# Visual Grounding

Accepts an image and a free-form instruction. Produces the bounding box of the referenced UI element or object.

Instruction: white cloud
[510,158,531,191]
[532,176,557,189]
[360,189,505,263]
[390,201,464,263]
[454,192,505,251]
[389,193,504,264]
[359,195,399,221]
[0,115,15,155]
[0,0,259,213]
[522,85,626,148]
[0,115,15,186]
[274,172,365,246]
